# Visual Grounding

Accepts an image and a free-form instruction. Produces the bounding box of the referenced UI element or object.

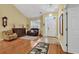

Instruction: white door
[44,16,57,36]
[68,7,79,53]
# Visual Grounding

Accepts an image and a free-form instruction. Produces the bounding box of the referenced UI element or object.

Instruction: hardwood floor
[0,39,32,54]
[0,37,64,54]
[48,44,64,54]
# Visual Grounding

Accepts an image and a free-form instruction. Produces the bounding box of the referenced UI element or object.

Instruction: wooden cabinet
[12,28,26,37]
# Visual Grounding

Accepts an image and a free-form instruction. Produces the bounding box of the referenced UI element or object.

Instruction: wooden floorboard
[0,38,64,54]
[48,44,64,54]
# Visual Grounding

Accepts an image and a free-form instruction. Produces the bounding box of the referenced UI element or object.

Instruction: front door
[44,16,57,37]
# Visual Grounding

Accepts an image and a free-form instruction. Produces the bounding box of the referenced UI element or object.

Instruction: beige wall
[0,4,29,40]
[40,15,44,35]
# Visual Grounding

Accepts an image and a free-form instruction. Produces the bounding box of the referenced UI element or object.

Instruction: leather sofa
[27,28,39,36]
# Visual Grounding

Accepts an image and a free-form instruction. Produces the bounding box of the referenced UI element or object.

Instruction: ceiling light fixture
[49,13,52,16]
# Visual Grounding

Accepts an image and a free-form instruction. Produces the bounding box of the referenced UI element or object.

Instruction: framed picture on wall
[2,16,8,27]
[59,13,63,35]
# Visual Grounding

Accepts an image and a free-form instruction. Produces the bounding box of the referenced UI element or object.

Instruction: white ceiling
[14,4,59,18]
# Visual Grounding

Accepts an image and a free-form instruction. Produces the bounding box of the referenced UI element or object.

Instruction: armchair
[2,30,17,41]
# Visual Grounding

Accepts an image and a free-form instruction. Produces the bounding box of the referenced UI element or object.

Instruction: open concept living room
[0,4,79,54]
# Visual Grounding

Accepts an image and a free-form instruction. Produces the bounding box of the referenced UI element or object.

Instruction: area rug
[20,36,38,40]
[29,42,49,54]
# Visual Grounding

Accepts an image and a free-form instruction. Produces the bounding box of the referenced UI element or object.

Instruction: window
[31,19,40,29]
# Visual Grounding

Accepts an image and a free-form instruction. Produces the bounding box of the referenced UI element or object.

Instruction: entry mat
[29,42,49,54]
